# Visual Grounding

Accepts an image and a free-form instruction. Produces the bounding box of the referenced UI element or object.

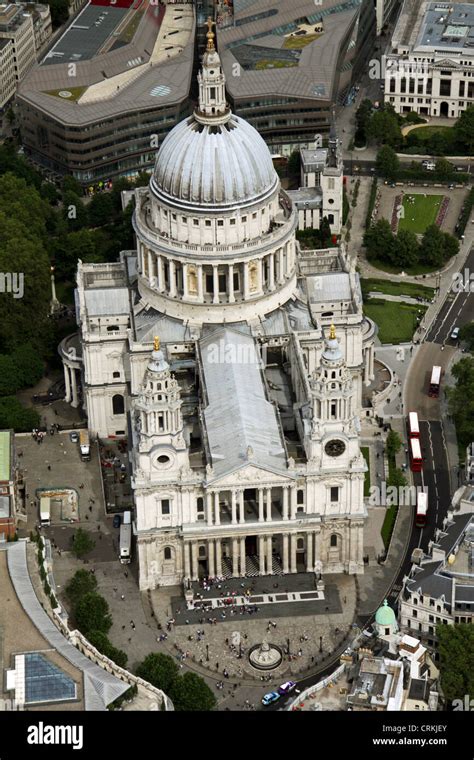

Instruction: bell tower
[195,17,229,121]
[132,337,189,481]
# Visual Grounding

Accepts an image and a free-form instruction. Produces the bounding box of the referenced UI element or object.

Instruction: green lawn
[398,193,444,234]
[283,33,322,49]
[369,259,440,276]
[403,125,453,141]
[361,278,435,301]
[363,299,427,344]
[381,504,397,549]
[361,446,371,498]
[45,86,87,102]
[255,60,298,70]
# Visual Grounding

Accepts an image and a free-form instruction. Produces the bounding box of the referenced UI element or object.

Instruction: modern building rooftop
[217,0,361,102]
[17,2,194,125]
[44,4,131,64]
[392,0,474,54]
[416,2,474,53]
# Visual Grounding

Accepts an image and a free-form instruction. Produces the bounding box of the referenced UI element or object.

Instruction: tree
[446,356,474,448]
[169,672,217,711]
[453,105,474,154]
[392,229,419,268]
[61,174,83,197]
[47,0,70,27]
[435,158,453,179]
[0,356,21,395]
[319,216,332,247]
[88,193,114,228]
[0,397,40,431]
[136,653,179,694]
[62,191,89,231]
[75,593,112,635]
[363,219,396,263]
[70,528,95,558]
[386,430,402,459]
[459,322,474,351]
[375,145,400,180]
[355,99,373,145]
[368,110,402,148]
[442,231,459,261]
[11,344,44,389]
[65,569,98,605]
[288,150,300,178]
[436,624,474,703]
[87,631,128,668]
[419,224,447,267]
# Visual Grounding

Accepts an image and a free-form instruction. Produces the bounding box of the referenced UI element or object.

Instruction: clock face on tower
[325,439,346,457]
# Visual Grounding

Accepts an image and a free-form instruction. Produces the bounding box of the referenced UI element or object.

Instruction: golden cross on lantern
[329,323,336,340]
[206,16,215,51]
[153,336,160,351]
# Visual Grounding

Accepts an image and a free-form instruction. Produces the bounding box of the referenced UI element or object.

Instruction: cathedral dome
[150,22,277,210]
[151,114,277,209]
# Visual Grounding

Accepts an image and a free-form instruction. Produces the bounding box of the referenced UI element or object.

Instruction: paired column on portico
[63,364,79,408]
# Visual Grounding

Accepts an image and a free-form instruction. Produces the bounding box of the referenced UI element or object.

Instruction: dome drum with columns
[132,20,297,324]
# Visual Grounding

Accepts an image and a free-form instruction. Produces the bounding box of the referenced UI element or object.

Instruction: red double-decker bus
[416,491,428,528]
[410,437,423,472]
[408,412,420,438]
[429,365,441,398]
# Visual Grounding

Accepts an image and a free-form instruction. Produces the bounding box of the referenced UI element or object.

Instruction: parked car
[113,514,121,529]
[261,692,281,706]
[450,327,460,340]
[278,681,296,696]
[69,431,79,443]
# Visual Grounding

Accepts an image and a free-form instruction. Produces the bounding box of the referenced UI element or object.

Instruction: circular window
[328,198,334,204]
[157,455,170,465]
[210,70,214,74]
[58,91,72,98]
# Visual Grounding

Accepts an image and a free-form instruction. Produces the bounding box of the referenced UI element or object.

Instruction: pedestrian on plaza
[47,464,51,471]
[89,505,92,512]
[124,571,128,578]
[121,594,125,600]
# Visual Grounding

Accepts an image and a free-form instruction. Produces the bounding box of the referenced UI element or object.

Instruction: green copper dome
[375,599,396,626]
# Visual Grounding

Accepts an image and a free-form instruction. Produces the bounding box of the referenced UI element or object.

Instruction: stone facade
[72,31,373,590]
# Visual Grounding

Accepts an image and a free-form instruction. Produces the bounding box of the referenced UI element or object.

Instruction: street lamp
[319,636,323,653]
[287,637,291,657]
[206,644,209,662]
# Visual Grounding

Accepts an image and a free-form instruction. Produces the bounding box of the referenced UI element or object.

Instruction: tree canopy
[447,356,474,449]
[169,672,217,712]
[136,653,180,695]
[70,528,95,559]
[436,624,474,704]
[75,592,112,636]
[65,569,98,605]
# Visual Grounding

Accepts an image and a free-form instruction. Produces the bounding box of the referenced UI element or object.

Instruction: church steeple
[195,17,229,123]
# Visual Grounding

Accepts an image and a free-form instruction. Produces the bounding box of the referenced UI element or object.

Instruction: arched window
[112,394,124,415]
[297,538,304,550]
[164,547,172,560]
[297,490,304,504]
[330,534,338,548]
[327,214,334,224]
[199,545,206,558]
